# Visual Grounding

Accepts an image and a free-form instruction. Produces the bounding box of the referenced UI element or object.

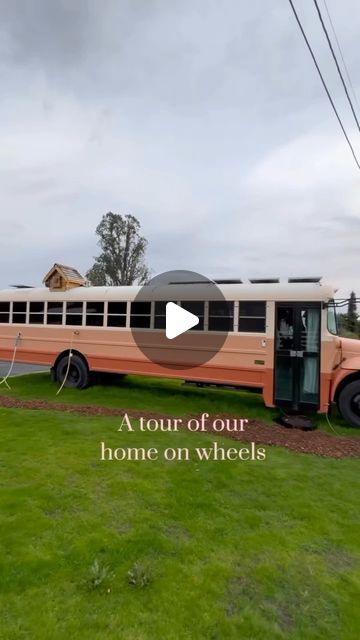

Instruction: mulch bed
[1,396,359,459]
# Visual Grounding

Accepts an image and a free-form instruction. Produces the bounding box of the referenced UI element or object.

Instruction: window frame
[208,300,235,333]
[106,301,128,328]
[0,301,10,324]
[65,301,84,327]
[0,296,268,334]
[179,300,205,331]
[326,300,338,336]
[238,301,267,334]
[12,301,28,324]
[46,301,65,325]
[85,301,105,327]
[29,301,45,325]
[130,301,152,329]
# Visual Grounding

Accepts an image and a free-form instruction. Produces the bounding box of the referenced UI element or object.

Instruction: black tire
[55,353,89,389]
[338,380,360,428]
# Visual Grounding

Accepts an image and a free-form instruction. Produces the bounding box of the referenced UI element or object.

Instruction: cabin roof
[43,263,86,286]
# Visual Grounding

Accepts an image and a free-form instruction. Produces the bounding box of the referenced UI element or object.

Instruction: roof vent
[249,278,280,284]
[168,280,212,285]
[214,279,243,284]
[288,277,322,283]
[10,284,35,289]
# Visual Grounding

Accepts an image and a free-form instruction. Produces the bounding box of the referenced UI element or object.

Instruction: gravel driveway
[0,362,49,377]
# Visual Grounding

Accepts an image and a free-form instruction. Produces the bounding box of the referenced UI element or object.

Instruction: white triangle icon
[165,302,199,339]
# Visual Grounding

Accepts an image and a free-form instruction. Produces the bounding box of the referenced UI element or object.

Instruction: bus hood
[340,337,360,369]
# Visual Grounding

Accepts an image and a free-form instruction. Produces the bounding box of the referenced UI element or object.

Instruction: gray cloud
[0,0,360,299]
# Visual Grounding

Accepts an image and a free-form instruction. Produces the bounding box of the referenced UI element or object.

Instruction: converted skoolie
[0,265,360,427]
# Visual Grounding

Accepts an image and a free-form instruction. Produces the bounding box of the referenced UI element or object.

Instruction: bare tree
[86,212,150,286]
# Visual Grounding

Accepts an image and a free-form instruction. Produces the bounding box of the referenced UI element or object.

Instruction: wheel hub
[351,393,360,418]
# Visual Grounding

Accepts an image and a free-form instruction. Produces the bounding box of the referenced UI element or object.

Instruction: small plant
[87,558,114,591]
[127,561,151,588]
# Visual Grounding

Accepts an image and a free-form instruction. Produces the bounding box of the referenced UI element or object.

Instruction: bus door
[274,302,321,411]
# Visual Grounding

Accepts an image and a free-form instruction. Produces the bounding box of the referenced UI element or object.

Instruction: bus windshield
[327,300,338,335]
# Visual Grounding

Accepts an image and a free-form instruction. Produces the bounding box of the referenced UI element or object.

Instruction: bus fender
[340,356,360,371]
[331,359,360,402]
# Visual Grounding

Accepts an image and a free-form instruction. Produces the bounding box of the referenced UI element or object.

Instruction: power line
[334,299,360,309]
[313,0,360,131]
[287,0,360,171]
[322,0,360,116]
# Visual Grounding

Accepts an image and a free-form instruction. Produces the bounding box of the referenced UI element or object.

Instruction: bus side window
[208,301,234,331]
[239,301,266,333]
[107,302,127,327]
[66,302,84,326]
[13,302,27,324]
[86,301,104,327]
[30,302,44,324]
[0,302,10,323]
[154,301,176,329]
[180,301,204,330]
[47,302,64,325]
[130,302,151,328]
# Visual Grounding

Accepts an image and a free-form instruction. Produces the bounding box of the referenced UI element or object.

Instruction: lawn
[1,371,359,437]
[0,376,359,639]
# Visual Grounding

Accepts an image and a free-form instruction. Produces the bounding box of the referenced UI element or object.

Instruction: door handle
[290,350,304,358]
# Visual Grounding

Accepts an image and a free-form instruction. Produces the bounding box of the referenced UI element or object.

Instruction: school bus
[0,275,360,427]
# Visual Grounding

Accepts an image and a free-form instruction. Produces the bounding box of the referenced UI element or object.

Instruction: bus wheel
[338,380,360,428]
[55,354,89,389]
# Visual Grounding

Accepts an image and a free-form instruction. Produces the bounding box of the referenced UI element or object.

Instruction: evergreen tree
[346,291,358,333]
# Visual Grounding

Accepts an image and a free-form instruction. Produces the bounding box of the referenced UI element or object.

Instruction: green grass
[0,407,359,639]
[0,371,359,437]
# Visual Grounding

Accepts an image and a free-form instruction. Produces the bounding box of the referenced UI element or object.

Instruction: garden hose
[56,331,77,396]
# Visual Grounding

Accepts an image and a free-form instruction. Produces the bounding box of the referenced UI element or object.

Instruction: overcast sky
[0,0,359,298]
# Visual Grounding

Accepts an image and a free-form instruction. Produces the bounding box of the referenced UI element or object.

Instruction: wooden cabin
[43,264,86,292]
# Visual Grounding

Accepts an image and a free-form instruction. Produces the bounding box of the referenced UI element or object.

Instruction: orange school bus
[1,275,360,427]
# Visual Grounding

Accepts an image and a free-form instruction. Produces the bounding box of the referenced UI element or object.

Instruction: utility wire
[334,299,360,309]
[322,0,360,116]
[313,0,360,131]
[287,0,360,171]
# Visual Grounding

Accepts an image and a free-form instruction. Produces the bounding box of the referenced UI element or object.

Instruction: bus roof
[0,281,337,302]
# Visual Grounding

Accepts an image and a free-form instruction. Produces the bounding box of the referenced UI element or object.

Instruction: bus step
[275,414,316,431]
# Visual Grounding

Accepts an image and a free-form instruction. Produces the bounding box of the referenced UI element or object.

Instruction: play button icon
[166,302,199,339]
[131,269,230,370]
